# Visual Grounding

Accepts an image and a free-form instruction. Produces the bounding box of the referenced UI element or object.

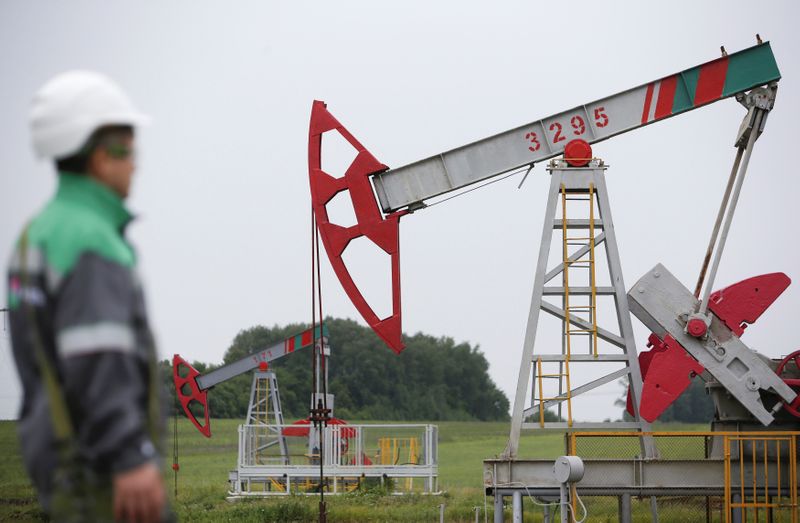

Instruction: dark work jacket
[7,172,163,511]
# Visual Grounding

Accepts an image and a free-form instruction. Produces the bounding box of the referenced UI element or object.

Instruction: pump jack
[173,325,329,438]
[308,40,799,521]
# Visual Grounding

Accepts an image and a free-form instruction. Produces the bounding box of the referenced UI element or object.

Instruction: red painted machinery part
[258,361,269,371]
[626,333,664,417]
[775,349,800,418]
[308,101,406,353]
[627,334,705,422]
[637,335,704,422]
[687,318,708,337]
[564,139,592,167]
[708,273,790,337]
[172,354,211,437]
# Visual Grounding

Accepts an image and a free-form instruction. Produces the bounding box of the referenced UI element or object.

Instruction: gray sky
[2,1,799,423]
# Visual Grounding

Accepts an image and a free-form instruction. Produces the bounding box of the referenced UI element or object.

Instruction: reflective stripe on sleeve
[8,245,44,273]
[57,322,136,357]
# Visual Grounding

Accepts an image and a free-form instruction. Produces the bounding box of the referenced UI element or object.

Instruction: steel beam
[372,44,780,212]
[540,301,625,348]
[544,233,606,284]
[524,367,629,415]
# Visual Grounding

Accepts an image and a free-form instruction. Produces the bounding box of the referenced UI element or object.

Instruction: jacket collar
[56,172,133,230]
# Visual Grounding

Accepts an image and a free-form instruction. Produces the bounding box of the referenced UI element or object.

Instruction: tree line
[161,317,510,422]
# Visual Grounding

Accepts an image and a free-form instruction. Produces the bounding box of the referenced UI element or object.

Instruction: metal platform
[483,431,798,522]
[228,423,439,497]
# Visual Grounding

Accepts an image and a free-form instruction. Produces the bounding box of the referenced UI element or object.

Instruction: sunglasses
[104,143,135,160]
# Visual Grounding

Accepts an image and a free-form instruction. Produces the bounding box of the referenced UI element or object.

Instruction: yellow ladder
[537,184,599,427]
[537,356,572,427]
[561,183,599,359]
[254,375,270,464]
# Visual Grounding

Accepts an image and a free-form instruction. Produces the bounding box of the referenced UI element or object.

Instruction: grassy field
[1,419,707,522]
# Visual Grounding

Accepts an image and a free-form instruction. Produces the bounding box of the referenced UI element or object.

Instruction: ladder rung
[535,355,630,362]
[554,219,603,229]
[543,286,615,295]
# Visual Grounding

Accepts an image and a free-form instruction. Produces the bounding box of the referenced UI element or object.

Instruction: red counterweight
[707,273,790,337]
[629,272,791,421]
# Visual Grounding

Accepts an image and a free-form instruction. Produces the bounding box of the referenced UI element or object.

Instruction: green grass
[1,419,711,522]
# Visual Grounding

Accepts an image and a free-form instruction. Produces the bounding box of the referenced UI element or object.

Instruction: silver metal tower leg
[245,371,290,466]
[504,167,561,458]
[619,493,632,523]
[512,491,523,523]
[504,161,656,459]
[267,372,289,463]
[494,493,505,523]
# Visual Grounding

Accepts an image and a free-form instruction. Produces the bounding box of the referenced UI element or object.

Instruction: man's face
[88,134,136,199]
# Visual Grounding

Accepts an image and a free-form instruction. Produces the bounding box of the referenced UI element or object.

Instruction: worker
[7,71,170,522]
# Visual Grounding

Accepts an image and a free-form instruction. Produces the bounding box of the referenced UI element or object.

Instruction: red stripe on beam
[694,57,729,106]
[654,75,678,119]
[641,82,655,124]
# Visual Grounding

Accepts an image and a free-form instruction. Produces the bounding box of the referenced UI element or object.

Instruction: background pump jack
[173,326,440,496]
[308,40,799,521]
[173,325,330,441]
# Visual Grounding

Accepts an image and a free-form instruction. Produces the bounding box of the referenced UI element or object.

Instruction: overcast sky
[2,1,799,424]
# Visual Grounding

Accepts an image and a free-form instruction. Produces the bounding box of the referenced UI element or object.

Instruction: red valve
[775,349,800,418]
[687,318,708,337]
[564,139,592,167]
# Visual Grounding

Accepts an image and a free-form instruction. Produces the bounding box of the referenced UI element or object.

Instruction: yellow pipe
[724,436,731,522]
[588,183,598,358]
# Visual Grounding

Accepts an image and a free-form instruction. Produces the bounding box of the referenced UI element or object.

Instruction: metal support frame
[229,423,439,497]
[504,160,655,460]
[486,431,799,523]
[245,371,289,465]
[512,491,523,523]
[494,492,504,523]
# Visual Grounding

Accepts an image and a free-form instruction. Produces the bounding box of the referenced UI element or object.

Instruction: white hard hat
[30,70,151,159]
